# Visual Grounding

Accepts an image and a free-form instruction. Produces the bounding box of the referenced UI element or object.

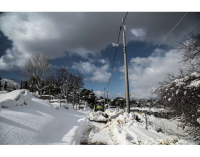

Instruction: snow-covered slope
[0,90,90,145]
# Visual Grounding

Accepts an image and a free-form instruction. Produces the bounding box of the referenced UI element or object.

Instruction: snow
[0,90,31,108]
[0,91,8,94]
[172,72,200,88]
[0,90,91,144]
[89,111,108,122]
[96,99,104,103]
[191,72,200,77]
[130,107,168,113]
[197,118,200,124]
[105,108,123,117]
[187,80,200,88]
[0,90,196,145]
[83,110,194,145]
[89,130,114,145]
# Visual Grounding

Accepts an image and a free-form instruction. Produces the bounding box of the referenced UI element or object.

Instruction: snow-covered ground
[84,109,195,145]
[89,111,108,122]
[130,107,168,113]
[0,90,91,145]
[0,90,196,145]
[0,90,31,108]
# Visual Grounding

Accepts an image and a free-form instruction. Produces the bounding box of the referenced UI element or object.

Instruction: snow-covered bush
[111,97,125,108]
[155,72,200,141]
[80,89,96,109]
[156,72,200,125]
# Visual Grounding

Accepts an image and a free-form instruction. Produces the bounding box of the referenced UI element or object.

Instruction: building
[0,77,19,91]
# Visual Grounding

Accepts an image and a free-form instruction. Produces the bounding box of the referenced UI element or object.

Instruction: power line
[152,12,188,54]
[105,12,187,94]
[105,12,128,90]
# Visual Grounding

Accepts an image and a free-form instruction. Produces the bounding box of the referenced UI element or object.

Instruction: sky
[0,12,200,99]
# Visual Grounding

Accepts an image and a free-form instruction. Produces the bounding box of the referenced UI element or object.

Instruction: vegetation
[23,53,84,103]
[155,31,200,141]
[80,89,96,109]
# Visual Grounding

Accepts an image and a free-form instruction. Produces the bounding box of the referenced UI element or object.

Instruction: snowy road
[0,90,91,145]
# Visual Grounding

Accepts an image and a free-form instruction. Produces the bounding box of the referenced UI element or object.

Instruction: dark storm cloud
[0,12,199,70]
[126,12,200,45]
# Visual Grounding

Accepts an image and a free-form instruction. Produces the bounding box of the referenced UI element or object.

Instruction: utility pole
[122,18,130,113]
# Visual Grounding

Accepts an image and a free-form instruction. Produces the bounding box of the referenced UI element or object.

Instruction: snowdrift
[0,90,90,145]
[109,112,193,145]
[0,89,31,108]
[89,111,108,122]
[84,110,194,145]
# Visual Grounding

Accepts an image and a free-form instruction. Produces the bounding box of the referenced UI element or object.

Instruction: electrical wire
[105,12,187,94]
[105,12,128,90]
[152,12,188,54]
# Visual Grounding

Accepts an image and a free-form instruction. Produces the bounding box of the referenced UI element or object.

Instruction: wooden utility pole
[122,18,130,113]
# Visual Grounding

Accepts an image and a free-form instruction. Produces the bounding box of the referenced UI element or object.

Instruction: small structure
[21,81,28,89]
[0,77,19,91]
[40,95,55,100]
[94,99,105,112]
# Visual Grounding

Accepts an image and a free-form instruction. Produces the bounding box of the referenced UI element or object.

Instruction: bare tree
[56,66,69,100]
[179,31,200,73]
[68,72,84,103]
[55,67,84,104]
[23,53,53,95]
[154,71,200,141]
[153,31,200,141]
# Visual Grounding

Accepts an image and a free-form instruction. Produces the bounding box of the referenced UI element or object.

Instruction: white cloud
[130,88,156,99]
[71,61,96,74]
[130,57,152,67]
[91,67,111,83]
[94,90,104,98]
[1,12,199,71]
[94,90,119,100]
[71,59,111,83]
[116,93,125,98]
[0,46,30,70]
[0,12,199,71]
[119,49,185,99]
[98,59,106,64]
[90,62,111,83]
[130,28,146,38]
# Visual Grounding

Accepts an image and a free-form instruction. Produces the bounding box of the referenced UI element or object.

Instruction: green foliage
[111,97,125,108]
[80,88,97,109]
[96,105,103,109]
